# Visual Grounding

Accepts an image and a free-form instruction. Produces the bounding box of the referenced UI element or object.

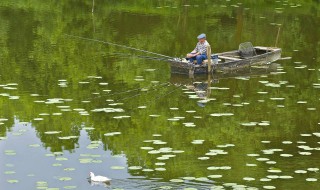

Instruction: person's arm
[190,46,197,54]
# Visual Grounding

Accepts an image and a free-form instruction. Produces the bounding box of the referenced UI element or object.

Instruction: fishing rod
[64,34,175,60]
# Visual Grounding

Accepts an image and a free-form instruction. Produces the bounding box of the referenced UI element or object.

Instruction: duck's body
[89,172,111,183]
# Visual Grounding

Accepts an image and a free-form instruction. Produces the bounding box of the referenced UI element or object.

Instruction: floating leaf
[241,122,257,126]
[260,178,272,182]
[267,175,279,179]
[142,169,154,172]
[159,186,172,189]
[7,179,19,183]
[295,170,307,174]
[29,144,41,147]
[56,157,68,161]
[210,113,234,117]
[267,168,282,173]
[306,178,317,182]
[44,131,61,135]
[266,161,277,165]
[104,132,121,136]
[183,177,196,180]
[4,171,16,174]
[170,179,184,183]
[148,150,161,154]
[92,160,103,164]
[79,158,93,163]
[64,168,75,171]
[191,140,204,144]
[83,127,95,130]
[198,157,210,160]
[280,154,293,157]
[58,136,78,140]
[153,140,167,145]
[128,166,142,170]
[208,175,222,179]
[63,186,77,189]
[279,175,293,179]
[59,177,72,181]
[299,151,312,155]
[111,166,125,170]
[247,154,260,157]
[195,177,209,182]
[5,150,16,156]
[141,147,154,150]
[307,168,319,172]
[243,177,255,181]
[263,186,276,189]
[155,168,166,171]
[149,114,160,117]
[256,158,270,161]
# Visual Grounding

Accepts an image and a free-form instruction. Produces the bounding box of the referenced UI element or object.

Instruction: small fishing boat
[169,42,281,75]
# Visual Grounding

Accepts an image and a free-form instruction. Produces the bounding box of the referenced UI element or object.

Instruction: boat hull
[169,47,282,75]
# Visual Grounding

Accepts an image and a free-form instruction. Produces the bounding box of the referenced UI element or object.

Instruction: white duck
[89,172,111,183]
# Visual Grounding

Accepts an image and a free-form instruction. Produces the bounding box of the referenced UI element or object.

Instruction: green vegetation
[0,1,319,189]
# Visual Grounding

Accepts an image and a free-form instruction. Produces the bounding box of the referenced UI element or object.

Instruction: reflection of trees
[0,0,319,180]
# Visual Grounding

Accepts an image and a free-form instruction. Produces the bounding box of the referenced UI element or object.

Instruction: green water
[0,1,319,189]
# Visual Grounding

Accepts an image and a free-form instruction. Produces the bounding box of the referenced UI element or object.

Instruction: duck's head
[89,172,95,178]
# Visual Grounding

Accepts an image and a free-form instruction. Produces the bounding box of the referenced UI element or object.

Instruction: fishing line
[64,34,175,60]
[113,82,171,102]
[113,83,184,115]
[84,82,169,102]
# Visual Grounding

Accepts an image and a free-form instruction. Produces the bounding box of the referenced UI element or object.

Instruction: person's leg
[196,54,207,65]
[188,56,195,63]
[187,53,197,63]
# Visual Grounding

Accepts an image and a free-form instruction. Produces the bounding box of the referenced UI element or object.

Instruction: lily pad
[63,186,77,189]
[135,167,150,172]
[306,178,317,182]
[155,168,166,171]
[208,175,222,179]
[170,179,184,183]
[111,166,125,170]
[294,170,307,174]
[128,166,142,170]
[7,179,19,183]
[44,131,61,135]
[59,177,72,181]
[64,168,75,171]
[243,177,255,181]
[4,171,16,174]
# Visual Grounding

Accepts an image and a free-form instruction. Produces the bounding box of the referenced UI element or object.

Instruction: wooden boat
[168,43,281,75]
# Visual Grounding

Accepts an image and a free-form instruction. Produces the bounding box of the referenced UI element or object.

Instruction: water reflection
[170,62,278,105]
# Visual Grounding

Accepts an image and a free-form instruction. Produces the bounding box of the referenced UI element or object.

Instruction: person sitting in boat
[186,33,210,65]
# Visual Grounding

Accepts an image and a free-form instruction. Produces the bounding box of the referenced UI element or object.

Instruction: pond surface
[0,0,320,189]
